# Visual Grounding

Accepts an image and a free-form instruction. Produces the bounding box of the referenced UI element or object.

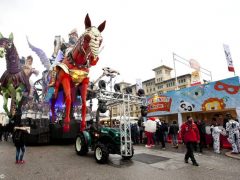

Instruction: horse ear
[85,14,92,29]
[98,21,106,32]
[9,33,14,41]
[0,32,3,38]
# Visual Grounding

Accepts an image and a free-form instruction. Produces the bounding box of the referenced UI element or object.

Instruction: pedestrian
[157,120,166,149]
[181,116,200,166]
[169,120,179,148]
[3,124,9,141]
[196,119,206,152]
[211,121,222,154]
[0,123,3,141]
[138,117,144,144]
[13,125,29,164]
[155,119,161,145]
[162,120,168,142]
[225,113,240,154]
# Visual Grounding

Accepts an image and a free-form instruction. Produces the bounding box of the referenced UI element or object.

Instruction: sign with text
[147,95,172,112]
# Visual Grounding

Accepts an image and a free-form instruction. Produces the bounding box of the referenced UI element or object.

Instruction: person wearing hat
[68,28,78,46]
[225,113,240,154]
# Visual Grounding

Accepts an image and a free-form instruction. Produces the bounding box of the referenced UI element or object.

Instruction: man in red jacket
[181,116,200,166]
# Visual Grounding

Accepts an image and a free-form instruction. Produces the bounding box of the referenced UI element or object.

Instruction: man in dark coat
[196,119,206,152]
[169,120,179,148]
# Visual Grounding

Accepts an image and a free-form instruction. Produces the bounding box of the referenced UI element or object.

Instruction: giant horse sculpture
[0,33,31,117]
[51,14,106,132]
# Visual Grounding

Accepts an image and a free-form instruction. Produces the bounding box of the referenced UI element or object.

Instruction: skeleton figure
[211,125,222,153]
[226,116,240,153]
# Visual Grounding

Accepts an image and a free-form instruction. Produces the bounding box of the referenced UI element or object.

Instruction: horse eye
[8,43,12,48]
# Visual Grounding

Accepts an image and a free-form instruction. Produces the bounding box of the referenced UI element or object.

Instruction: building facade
[111,65,193,118]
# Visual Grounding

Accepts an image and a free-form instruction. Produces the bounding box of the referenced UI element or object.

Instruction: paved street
[0,140,240,180]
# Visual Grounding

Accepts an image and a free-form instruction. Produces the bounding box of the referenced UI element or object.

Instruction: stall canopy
[147,76,240,117]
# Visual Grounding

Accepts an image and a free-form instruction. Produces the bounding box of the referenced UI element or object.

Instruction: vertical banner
[178,112,183,127]
[223,44,235,72]
[136,79,142,91]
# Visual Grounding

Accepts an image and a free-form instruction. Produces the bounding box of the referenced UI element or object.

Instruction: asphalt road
[0,140,240,180]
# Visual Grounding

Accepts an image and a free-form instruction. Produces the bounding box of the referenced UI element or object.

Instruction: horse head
[70,14,106,67]
[0,33,15,59]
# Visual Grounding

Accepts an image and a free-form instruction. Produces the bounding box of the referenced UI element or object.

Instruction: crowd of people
[0,123,11,142]
[1,112,239,166]
[132,113,240,166]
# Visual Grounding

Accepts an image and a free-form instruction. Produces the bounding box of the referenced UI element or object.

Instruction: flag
[189,59,200,71]
[136,79,142,91]
[223,44,235,72]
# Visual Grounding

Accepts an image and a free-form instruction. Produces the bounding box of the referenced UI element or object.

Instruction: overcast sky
[0,0,240,112]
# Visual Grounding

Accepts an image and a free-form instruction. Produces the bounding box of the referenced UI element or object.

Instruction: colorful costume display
[211,125,222,153]
[144,117,156,148]
[226,119,240,153]
[51,14,106,132]
[0,33,32,117]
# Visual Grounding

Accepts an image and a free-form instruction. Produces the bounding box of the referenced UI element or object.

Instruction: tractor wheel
[75,133,88,155]
[122,146,134,160]
[94,142,109,164]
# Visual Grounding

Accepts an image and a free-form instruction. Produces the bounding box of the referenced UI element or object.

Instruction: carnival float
[0,14,147,163]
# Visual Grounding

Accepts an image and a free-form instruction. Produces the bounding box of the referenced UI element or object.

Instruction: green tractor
[75,98,134,164]
[75,124,133,164]
[75,76,145,164]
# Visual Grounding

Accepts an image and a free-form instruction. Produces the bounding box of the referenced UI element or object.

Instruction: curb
[225,151,240,160]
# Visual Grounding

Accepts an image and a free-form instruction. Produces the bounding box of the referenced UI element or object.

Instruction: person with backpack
[13,125,29,164]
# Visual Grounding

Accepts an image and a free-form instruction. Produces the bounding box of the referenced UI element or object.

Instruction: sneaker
[15,160,19,164]
[162,147,166,150]
[145,145,151,148]
[151,144,155,147]
[19,160,25,164]
[184,159,188,163]
[192,162,199,166]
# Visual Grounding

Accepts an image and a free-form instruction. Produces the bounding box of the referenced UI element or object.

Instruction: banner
[147,95,172,112]
[191,70,201,86]
[223,44,235,72]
